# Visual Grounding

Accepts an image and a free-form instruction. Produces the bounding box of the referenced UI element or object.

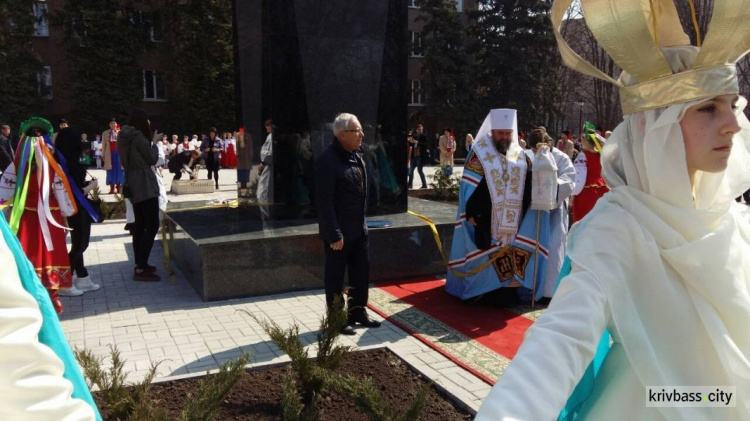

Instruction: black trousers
[68,210,91,278]
[323,235,369,312]
[206,166,219,187]
[132,197,160,269]
[172,169,183,180]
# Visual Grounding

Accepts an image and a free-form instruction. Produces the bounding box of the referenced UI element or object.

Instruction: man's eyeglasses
[343,128,363,134]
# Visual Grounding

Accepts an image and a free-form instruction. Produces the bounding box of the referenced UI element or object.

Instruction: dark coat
[200,136,222,169]
[0,133,14,171]
[168,150,203,174]
[315,139,368,244]
[54,128,86,189]
[117,126,159,204]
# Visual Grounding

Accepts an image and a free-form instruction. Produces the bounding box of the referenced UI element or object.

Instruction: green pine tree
[161,0,236,134]
[51,0,150,134]
[468,0,561,130]
[0,0,44,126]
[416,0,472,133]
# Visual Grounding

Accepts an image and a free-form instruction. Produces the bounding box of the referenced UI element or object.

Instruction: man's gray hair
[332,113,359,136]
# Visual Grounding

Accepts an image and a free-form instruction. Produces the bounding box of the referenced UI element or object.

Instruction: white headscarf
[568,46,750,419]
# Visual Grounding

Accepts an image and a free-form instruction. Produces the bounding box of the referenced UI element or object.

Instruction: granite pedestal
[164,198,456,301]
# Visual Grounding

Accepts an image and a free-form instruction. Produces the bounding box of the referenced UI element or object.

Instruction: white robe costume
[477,46,750,420]
[524,147,575,297]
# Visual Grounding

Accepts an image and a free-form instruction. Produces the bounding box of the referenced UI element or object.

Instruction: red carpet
[368,277,543,384]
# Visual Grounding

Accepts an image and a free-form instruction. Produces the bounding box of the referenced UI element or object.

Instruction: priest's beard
[493,140,509,155]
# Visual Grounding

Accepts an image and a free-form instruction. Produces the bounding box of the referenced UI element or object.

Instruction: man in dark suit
[315,113,381,335]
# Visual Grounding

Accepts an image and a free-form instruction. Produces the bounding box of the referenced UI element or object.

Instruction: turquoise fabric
[555,256,611,421]
[0,217,102,420]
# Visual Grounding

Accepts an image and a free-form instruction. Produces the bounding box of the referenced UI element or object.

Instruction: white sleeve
[572,152,587,196]
[555,151,577,206]
[0,236,96,420]
[475,267,609,421]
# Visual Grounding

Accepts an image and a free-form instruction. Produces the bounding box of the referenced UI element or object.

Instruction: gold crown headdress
[552,0,750,114]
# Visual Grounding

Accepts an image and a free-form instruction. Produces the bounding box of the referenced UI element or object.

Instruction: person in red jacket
[571,132,610,222]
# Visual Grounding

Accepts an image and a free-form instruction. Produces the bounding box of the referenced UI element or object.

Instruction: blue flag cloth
[555,256,612,421]
[445,151,551,301]
[0,216,102,420]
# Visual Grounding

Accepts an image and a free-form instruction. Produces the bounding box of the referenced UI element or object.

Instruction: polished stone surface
[233,0,408,219]
[165,198,456,301]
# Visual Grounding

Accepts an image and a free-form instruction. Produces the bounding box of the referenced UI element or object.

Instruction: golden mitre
[552,0,750,114]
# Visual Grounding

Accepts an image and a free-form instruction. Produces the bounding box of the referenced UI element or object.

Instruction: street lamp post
[577,101,585,138]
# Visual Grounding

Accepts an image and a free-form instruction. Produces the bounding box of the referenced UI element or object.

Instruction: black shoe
[348,310,381,328]
[339,324,356,335]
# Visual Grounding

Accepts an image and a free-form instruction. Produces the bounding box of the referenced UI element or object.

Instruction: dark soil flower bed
[94,348,474,420]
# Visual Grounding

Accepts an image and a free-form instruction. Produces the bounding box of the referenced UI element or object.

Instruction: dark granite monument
[164,0,457,301]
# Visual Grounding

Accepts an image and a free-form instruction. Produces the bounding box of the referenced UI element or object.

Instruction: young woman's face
[680,94,741,175]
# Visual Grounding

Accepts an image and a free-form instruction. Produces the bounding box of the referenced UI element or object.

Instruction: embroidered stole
[472,134,527,246]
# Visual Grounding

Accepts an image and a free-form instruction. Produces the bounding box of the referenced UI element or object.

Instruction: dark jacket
[200,136,222,169]
[315,139,368,244]
[117,126,159,204]
[54,128,86,189]
[414,133,428,158]
[0,133,14,171]
[168,150,204,174]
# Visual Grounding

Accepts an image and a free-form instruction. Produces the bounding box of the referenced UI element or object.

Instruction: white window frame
[408,0,419,8]
[410,31,423,57]
[33,2,49,37]
[142,70,167,101]
[37,66,52,99]
[409,80,424,106]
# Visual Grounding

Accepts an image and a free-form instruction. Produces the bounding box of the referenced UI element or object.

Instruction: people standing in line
[102,118,124,194]
[201,127,222,190]
[54,127,101,295]
[117,109,161,282]
[439,127,456,174]
[408,124,428,189]
[315,113,381,336]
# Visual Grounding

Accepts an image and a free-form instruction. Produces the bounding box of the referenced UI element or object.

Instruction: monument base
[164,198,457,301]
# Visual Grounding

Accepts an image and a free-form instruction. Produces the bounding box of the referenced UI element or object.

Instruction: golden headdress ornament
[552,0,750,114]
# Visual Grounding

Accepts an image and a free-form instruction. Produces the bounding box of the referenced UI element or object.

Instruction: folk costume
[477,1,750,419]
[0,118,84,314]
[446,109,554,303]
[102,121,124,193]
[572,139,610,222]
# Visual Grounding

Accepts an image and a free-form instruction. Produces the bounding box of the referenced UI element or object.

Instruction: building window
[410,80,424,105]
[33,2,49,37]
[142,70,166,101]
[408,0,419,8]
[37,66,52,99]
[410,31,423,57]
[149,12,163,42]
[456,0,463,12]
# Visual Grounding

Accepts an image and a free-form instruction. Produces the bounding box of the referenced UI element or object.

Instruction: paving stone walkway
[59,174,489,413]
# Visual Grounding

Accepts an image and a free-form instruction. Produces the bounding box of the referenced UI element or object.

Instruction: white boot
[59,285,84,296]
[74,275,101,292]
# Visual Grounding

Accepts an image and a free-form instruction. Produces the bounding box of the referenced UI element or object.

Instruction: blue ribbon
[43,136,102,223]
